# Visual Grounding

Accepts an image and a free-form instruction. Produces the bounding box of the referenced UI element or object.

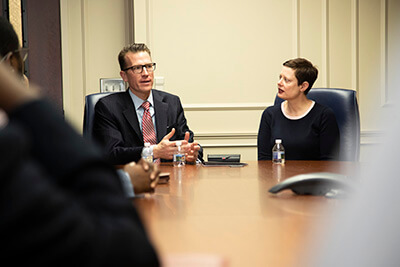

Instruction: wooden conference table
[134,161,358,267]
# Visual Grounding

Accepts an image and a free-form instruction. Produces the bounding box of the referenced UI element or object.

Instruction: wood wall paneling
[1,0,5,17]
[26,0,63,111]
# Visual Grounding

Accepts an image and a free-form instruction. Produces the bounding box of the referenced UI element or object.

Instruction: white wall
[61,0,400,162]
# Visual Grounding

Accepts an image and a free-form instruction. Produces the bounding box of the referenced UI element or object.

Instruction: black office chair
[274,88,360,161]
[83,92,115,140]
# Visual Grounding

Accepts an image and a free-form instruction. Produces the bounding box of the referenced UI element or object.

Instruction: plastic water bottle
[173,141,185,167]
[142,142,154,163]
[272,139,285,164]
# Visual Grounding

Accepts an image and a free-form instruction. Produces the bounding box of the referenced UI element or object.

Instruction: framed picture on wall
[100,78,126,92]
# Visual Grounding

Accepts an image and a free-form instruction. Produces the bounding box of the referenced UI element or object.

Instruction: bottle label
[174,153,184,162]
[273,151,284,160]
[143,155,153,163]
[173,153,185,166]
[142,147,153,163]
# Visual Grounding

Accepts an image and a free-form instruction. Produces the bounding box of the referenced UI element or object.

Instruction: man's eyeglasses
[123,63,156,74]
[0,48,29,63]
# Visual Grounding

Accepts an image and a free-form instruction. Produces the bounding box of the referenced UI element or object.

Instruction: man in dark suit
[93,43,202,165]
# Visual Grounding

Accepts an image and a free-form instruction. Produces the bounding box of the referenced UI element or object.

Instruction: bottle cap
[144,142,151,147]
[176,141,182,146]
[275,139,282,144]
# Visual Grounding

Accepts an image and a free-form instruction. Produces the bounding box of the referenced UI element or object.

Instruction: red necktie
[141,101,157,145]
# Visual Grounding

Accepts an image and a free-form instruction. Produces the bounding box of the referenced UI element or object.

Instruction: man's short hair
[118,43,151,70]
[0,17,19,58]
[283,58,318,95]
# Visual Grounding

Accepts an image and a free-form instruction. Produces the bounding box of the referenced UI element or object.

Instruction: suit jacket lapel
[153,90,168,142]
[122,90,143,143]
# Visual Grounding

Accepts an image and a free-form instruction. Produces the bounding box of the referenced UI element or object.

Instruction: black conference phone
[268,172,354,198]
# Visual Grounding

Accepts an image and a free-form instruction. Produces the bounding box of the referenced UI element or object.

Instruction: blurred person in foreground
[0,16,27,127]
[306,93,400,266]
[0,17,159,265]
